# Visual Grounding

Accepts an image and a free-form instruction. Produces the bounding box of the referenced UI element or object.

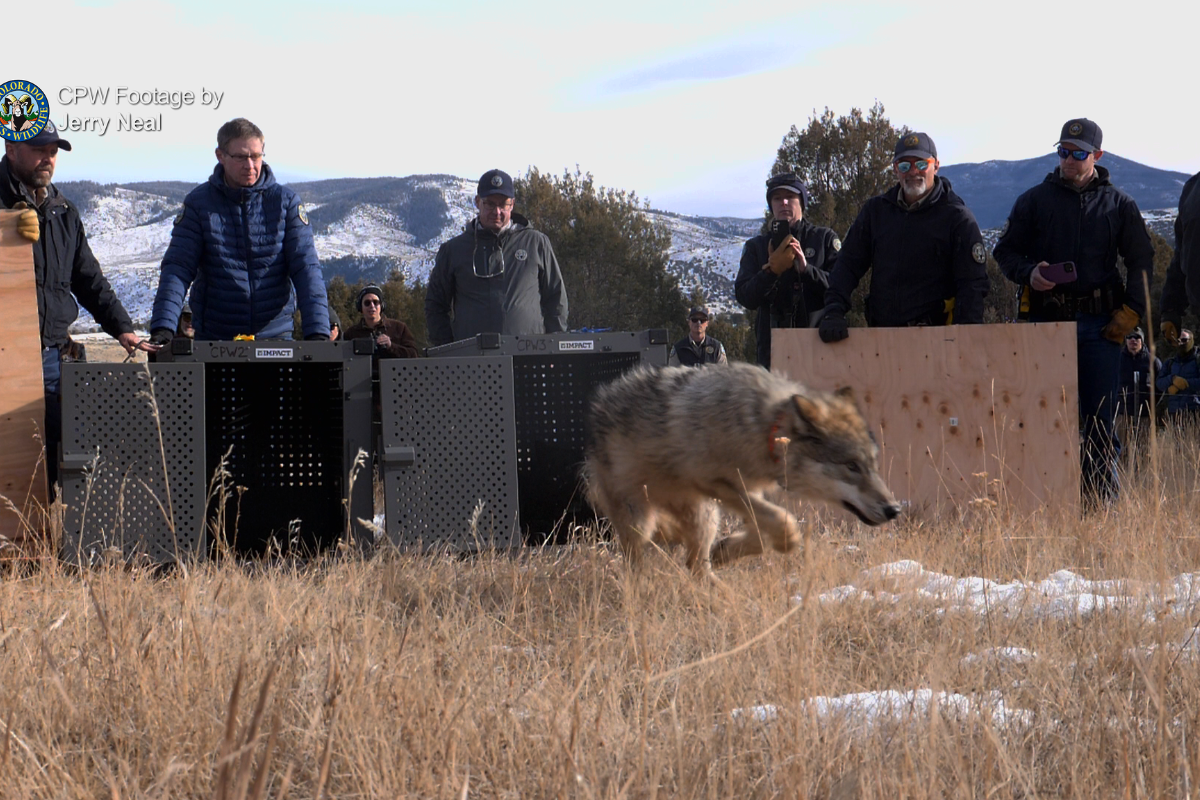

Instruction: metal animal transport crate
[382,330,669,550]
[60,340,373,563]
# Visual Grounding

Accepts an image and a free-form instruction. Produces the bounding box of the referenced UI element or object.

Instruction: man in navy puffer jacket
[149,118,328,342]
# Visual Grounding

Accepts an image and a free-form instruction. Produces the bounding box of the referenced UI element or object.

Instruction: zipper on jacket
[242,193,254,333]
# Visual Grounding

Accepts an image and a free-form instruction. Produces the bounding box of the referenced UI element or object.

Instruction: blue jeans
[1075,313,1121,502]
[42,346,62,497]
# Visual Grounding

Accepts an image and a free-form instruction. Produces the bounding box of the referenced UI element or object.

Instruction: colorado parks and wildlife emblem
[1068,122,1083,136]
[491,174,504,188]
[0,80,49,143]
[298,203,309,225]
[904,134,919,147]
[515,249,528,261]
[972,242,987,264]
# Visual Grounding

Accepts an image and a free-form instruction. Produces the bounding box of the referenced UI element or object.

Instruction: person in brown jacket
[343,284,418,358]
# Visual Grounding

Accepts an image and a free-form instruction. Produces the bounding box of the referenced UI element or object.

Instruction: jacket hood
[208,161,278,200]
[462,211,530,236]
[883,175,960,211]
[1044,163,1112,192]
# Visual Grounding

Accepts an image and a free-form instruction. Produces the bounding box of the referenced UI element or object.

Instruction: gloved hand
[12,201,39,243]
[1168,376,1189,395]
[149,328,174,347]
[818,310,849,343]
[767,236,797,276]
[1102,304,1139,344]
[1162,312,1182,346]
[304,333,327,341]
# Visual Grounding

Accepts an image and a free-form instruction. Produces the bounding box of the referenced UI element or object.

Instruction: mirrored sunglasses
[1056,146,1092,161]
[896,160,932,174]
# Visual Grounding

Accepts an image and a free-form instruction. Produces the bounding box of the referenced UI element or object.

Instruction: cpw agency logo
[0,80,49,143]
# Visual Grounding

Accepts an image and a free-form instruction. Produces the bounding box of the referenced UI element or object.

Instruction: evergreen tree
[771,101,904,240]
[514,168,688,332]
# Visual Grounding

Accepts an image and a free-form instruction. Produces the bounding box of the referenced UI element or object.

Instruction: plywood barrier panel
[773,324,1079,514]
[0,210,47,546]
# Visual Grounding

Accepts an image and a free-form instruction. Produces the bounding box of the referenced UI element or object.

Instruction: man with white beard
[818,132,988,342]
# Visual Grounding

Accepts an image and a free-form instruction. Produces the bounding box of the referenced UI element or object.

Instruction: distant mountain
[939,153,1191,230]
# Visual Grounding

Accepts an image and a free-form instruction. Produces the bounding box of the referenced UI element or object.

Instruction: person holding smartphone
[993,118,1155,504]
[734,173,839,369]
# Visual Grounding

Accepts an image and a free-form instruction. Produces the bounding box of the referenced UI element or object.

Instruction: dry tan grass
[1,428,1200,799]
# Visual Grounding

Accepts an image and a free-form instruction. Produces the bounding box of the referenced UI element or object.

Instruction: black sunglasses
[1056,146,1092,161]
[689,317,707,324]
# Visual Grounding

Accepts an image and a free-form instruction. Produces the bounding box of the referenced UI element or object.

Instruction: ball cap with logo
[893,132,937,161]
[688,306,710,321]
[477,169,514,199]
[23,119,72,151]
[1057,118,1102,152]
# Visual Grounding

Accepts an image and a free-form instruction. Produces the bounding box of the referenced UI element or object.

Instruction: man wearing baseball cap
[994,118,1154,504]
[818,131,988,343]
[734,172,839,368]
[425,169,568,346]
[1,120,154,494]
[668,306,727,367]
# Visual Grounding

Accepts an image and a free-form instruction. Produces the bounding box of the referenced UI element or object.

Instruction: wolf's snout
[884,504,901,521]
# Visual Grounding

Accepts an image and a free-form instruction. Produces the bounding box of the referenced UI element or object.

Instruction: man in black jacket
[994,118,1154,503]
[818,132,988,343]
[1159,170,1200,344]
[735,173,837,368]
[1,121,155,492]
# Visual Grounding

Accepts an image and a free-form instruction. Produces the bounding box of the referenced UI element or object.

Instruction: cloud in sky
[20,0,1200,217]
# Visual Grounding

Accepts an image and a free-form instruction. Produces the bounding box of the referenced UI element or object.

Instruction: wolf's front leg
[710,491,800,566]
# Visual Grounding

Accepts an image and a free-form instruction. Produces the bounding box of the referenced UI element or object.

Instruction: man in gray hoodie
[425,169,568,346]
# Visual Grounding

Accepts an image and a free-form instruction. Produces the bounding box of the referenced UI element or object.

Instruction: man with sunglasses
[668,306,727,367]
[735,173,838,368]
[994,118,1154,503]
[425,169,568,347]
[818,132,988,343]
[149,118,330,342]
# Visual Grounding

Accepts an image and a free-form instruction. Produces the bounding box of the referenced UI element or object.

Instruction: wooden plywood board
[773,324,1079,515]
[0,210,47,545]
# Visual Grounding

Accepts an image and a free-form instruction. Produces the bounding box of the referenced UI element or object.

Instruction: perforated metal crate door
[60,363,205,564]
[380,357,519,551]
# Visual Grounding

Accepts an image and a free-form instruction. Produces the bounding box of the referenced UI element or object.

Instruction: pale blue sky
[26,0,1200,216]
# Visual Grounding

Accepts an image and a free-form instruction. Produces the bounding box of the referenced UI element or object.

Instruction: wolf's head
[777,387,901,526]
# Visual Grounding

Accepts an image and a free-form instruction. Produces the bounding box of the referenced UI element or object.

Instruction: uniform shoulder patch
[297,203,309,225]
[832,237,842,252]
[972,242,987,264]
[173,208,185,226]
[1000,218,1009,237]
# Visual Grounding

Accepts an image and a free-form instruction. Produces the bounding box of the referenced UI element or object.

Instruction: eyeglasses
[1056,146,1093,161]
[222,150,264,163]
[480,199,513,212]
[689,317,707,324]
[362,299,381,307]
[895,160,932,174]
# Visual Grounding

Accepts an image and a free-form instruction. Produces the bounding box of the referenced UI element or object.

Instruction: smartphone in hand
[770,219,790,248]
[1041,261,1077,284]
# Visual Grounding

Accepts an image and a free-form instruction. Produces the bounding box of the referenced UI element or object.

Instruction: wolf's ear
[791,394,827,429]
[834,385,855,401]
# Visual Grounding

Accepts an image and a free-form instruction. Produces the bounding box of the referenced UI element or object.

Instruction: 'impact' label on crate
[255,347,294,359]
[558,340,594,351]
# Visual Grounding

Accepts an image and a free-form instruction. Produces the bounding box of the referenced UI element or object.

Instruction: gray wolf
[583,363,900,575]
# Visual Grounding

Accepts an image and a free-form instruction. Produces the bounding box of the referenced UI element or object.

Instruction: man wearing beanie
[818,131,988,344]
[735,173,839,369]
[425,169,568,346]
[995,117,1154,503]
[343,284,418,359]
